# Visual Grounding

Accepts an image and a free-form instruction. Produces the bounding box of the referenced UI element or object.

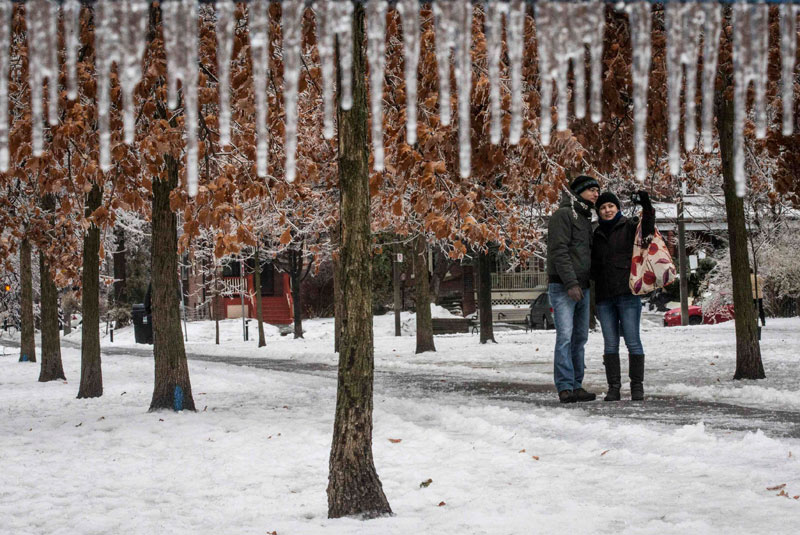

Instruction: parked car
[663,304,735,327]
[528,293,555,330]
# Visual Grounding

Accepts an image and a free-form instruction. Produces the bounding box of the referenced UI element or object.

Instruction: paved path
[4,338,800,439]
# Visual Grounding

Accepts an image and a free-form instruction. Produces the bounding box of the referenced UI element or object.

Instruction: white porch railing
[491,272,548,290]
[221,277,247,296]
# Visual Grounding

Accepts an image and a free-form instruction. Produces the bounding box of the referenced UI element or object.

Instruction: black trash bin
[132,303,153,344]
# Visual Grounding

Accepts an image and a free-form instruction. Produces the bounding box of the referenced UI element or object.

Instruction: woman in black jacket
[591,191,655,401]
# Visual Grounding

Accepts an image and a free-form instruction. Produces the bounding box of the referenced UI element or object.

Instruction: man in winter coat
[546,175,599,403]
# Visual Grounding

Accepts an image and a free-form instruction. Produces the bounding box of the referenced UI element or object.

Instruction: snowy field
[2,315,800,534]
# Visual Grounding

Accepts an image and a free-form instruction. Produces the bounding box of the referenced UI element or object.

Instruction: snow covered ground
[2,315,800,534]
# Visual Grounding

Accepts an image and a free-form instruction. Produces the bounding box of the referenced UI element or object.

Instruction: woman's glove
[635,190,653,210]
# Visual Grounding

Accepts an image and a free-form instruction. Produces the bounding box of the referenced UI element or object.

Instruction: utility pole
[677,182,690,327]
[393,243,402,337]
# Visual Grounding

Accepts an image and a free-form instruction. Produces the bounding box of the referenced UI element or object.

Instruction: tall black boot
[603,354,621,401]
[629,354,645,401]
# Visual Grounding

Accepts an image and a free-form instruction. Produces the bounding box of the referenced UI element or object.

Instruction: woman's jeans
[548,283,590,393]
[595,294,644,355]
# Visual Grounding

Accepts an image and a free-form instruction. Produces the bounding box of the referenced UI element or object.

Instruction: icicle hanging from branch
[63,0,81,101]
[780,5,799,136]
[162,0,200,195]
[454,0,473,179]
[507,0,525,146]
[0,0,11,172]
[485,0,508,146]
[282,0,304,183]
[700,3,722,153]
[26,0,59,157]
[535,1,604,146]
[332,0,354,110]
[433,0,458,128]
[314,0,353,138]
[397,0,420,145]
[366,0,388,171]
[96,0,149,171]
[215,0,235,147]
[249,0,270,177]
[623,2,652,183]
[666,3,703,175]
[733,2,769,198]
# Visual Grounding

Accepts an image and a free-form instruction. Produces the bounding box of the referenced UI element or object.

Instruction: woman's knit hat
[595,191,621,213]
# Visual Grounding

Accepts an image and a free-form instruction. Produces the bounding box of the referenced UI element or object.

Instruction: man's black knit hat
[595,192,621,213]
[570,175,600,195]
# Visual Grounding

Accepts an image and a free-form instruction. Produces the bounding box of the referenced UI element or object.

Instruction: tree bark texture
[333,245,342,354]
[717,84,764,379]
[113,226,128,305]
[290,247,304,339]
[477,248,496,344]
[149,156,196,411]
[327,4,391,519]
[254,246,266,347]
[78,182,103,398]
[393,243,401,336]
[413,235,435,353]
[38,250,65,382]
[19,238,36,363]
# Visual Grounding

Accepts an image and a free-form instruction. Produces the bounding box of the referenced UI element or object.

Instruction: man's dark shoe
[574,388,597,402]
[558,390,576,403]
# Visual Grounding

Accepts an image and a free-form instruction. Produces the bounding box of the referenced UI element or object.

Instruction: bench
[431,317,472,335]
[471,308,531,333]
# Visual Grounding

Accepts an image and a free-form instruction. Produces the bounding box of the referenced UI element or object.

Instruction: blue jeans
[595,294,644,355]
[549,283,590,392]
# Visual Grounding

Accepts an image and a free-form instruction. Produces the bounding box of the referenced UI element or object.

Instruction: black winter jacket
[547,196,594,290]
[591,207,655,302]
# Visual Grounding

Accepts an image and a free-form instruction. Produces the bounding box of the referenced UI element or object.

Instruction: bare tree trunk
[477,248,496,344]
[327,4,391,519]
[413,235,435,353]
[290,247,304,339]
[333,237,342,353]
[19,238,36,363]
[113,226,128,305]
[717,83,764,379]
[38,250,65,382]
[254,246,266,347]
[149,156,196,411]
[78,182,103,398]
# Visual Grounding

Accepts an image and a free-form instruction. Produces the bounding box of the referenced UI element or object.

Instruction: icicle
[216,1,235,147]
[507,0,525,145]
[314,0,334,138]
[249,0,270,177]
[454,0,473,178]
[700,4,722,153]
[535,2,604,146]
[332,0,354,110]
[26,0,59,157]
[366,0,388,171]
[666,3,704,175]
[282,0,304,183]
[780,5,798,137]
[485,0,507,145]
[397,0,420,145]
[433,0,459,127]
[63,0,81,101]
[622,2,652,182]
[96,0,149,170]
[120,1,149,145]
[733,2,769,198]
[0,0,11,172]
[163,0,200,196]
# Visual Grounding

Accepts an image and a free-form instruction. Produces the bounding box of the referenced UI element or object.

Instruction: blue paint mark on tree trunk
[173,385,184,412]
[20,354,29,362]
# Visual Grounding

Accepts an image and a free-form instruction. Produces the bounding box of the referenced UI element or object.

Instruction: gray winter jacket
[546,196,594,290]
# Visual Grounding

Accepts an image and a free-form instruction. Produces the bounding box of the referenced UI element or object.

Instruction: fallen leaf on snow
[766,483,787,491]
[601,450,610,456]
[519,449,526,453]
[438,501,446,507]
[420,479,433,488]
[388,438,402,444]
[532,455,540,461]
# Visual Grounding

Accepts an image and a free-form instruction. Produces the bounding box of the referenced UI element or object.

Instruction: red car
[663,305,735,327]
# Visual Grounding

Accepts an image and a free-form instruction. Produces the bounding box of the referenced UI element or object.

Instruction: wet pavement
[5,339,800,439]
